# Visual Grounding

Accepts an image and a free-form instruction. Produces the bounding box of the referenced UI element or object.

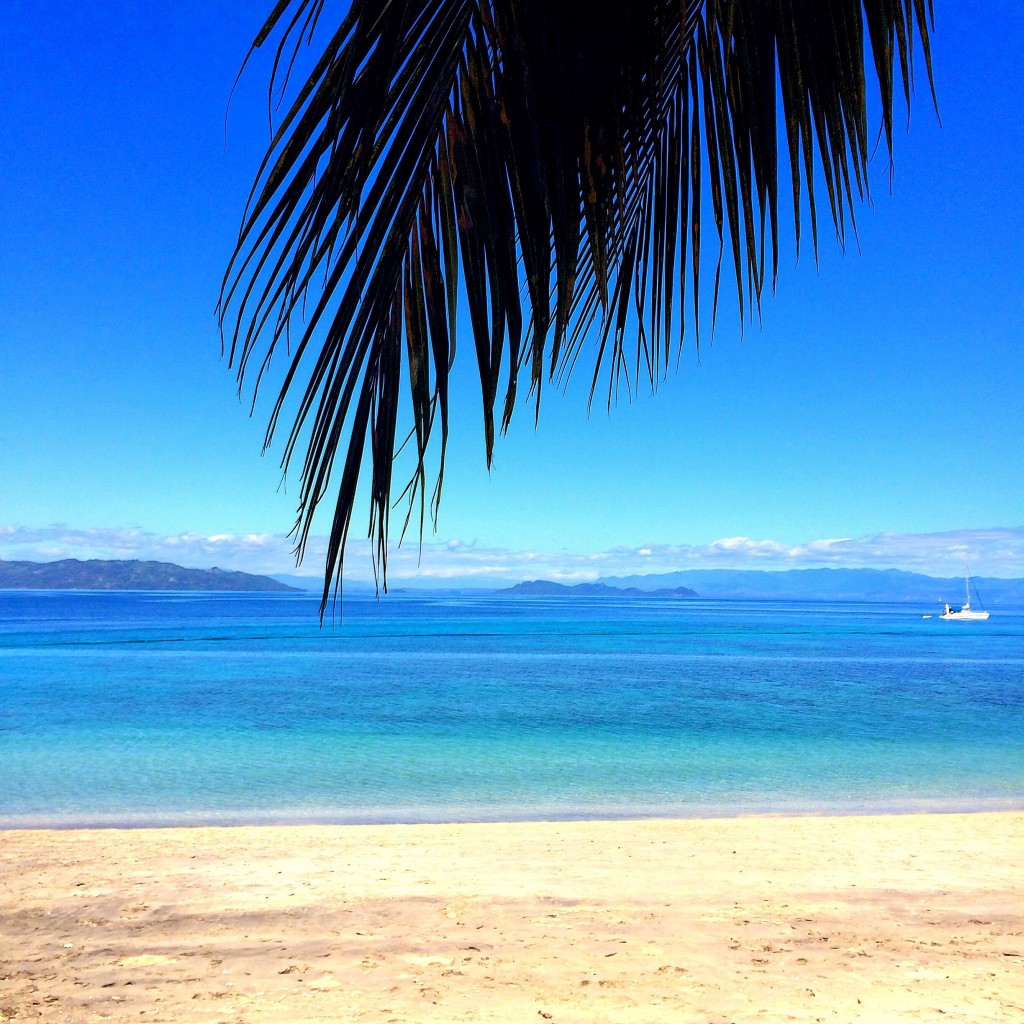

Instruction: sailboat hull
[938,565,990,621]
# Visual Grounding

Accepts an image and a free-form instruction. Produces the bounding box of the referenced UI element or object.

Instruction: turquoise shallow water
[1,591,1022,826]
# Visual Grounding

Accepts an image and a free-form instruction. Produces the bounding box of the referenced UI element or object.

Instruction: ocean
[1,591,1022,827]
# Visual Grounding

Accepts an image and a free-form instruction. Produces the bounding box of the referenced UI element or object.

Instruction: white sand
[2,812,1022,1022]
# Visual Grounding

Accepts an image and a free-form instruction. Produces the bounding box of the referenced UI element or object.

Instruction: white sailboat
[939,565,989,621]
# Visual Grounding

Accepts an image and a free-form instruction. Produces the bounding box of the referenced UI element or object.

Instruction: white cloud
[1,523,1022,582]
[0,525,316,576]
[596,529,1024,577]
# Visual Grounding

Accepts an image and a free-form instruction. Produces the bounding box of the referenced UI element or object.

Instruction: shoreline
[3,811,1022,1022]
[4,795,1024,831]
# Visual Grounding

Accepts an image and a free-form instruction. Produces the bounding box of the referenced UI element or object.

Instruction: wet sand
[1,812,1022,1022]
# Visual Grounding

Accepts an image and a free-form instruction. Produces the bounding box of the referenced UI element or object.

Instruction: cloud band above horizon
[1,524,1023,583]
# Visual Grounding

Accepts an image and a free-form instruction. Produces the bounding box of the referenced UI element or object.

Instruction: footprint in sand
[119,955,173,968]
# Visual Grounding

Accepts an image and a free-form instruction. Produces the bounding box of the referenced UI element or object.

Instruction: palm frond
[220,0,935,613]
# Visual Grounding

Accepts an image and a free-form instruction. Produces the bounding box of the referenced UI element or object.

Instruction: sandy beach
[1,812,1022,1022]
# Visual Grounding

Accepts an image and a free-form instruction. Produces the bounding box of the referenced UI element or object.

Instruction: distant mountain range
[3,559,1022,605]
[501,580,699,598]
[0,559,300,592]
[594,568,1024,606]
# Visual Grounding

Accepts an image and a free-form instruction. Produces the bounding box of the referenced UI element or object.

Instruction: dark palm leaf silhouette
[220,0,934,610]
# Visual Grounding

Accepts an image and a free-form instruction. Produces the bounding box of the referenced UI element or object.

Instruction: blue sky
[2,1,1022,583]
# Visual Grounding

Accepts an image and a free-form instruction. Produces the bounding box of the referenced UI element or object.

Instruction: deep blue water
[1,591,1022,827]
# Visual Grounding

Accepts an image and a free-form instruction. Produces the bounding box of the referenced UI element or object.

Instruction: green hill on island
[0,558,300,592]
